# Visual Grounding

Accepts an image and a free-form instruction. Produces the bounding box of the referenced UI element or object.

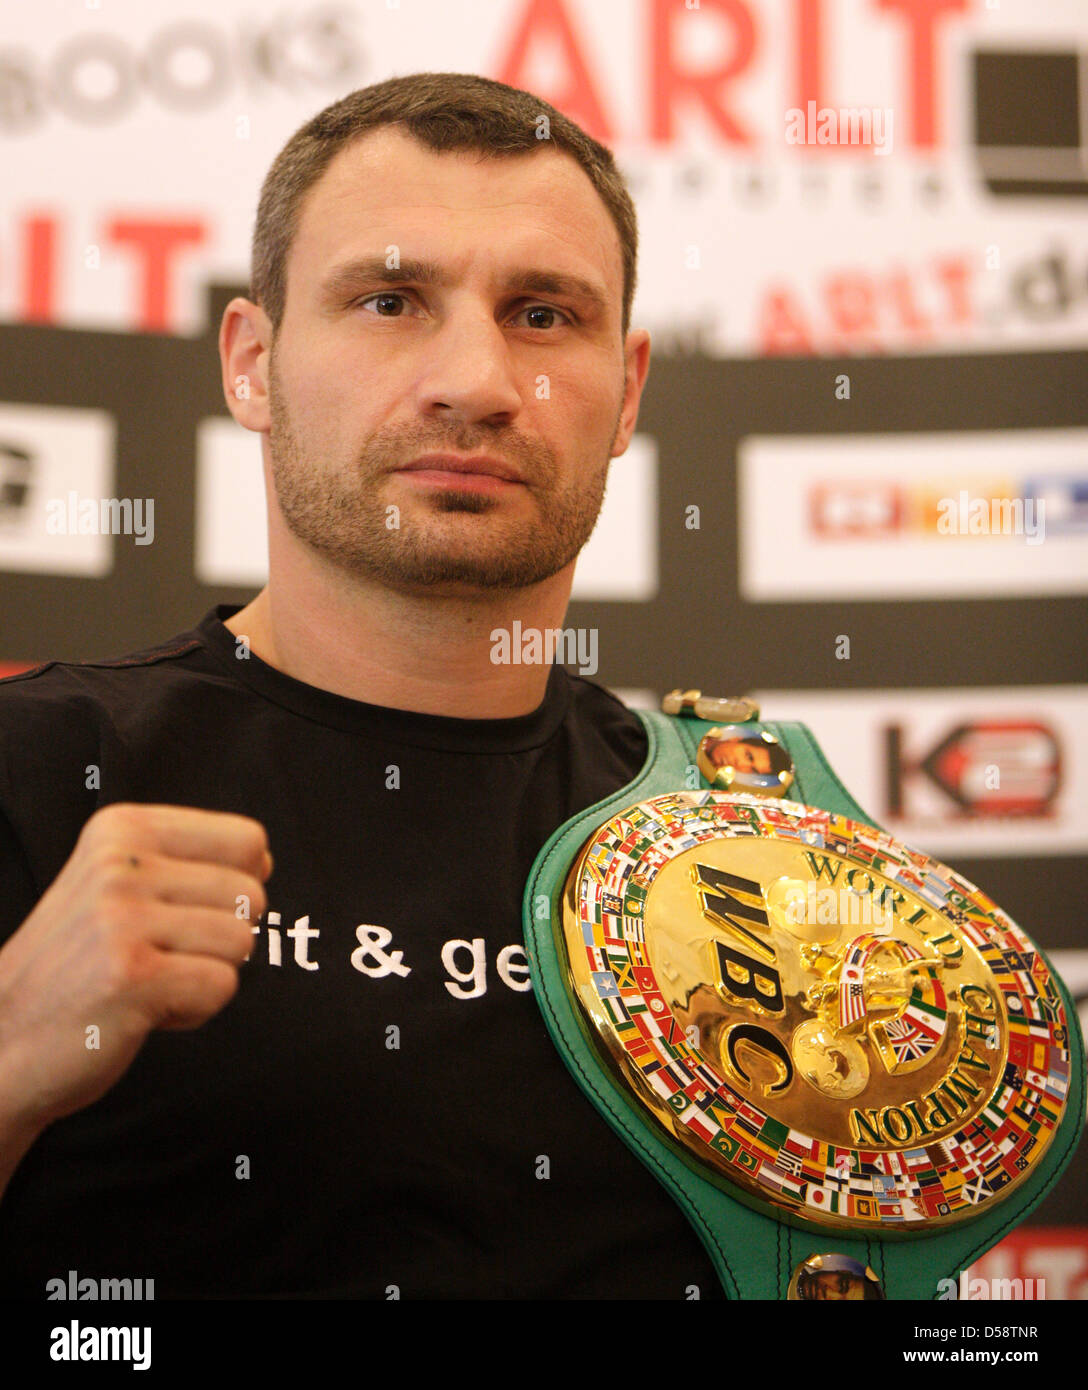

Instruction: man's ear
[219,297,272,432]
[610,328,651,459]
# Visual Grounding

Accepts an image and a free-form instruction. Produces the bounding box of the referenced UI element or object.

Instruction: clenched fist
[0,802,271,1190]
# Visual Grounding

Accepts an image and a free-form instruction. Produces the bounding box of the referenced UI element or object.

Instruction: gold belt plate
[559,791,1073,1232]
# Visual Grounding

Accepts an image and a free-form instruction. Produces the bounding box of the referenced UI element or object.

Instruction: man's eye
[513,304,570,330]
[357,292,414,316]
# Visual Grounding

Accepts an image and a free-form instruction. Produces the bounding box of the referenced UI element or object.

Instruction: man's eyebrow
[318,256,610,317]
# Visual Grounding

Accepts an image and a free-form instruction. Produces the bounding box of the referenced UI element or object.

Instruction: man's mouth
[395,454,526,492]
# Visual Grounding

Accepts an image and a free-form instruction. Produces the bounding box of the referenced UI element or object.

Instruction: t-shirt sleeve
[0,799,42,951]
[0,672,103,921]
[0,675,95,948]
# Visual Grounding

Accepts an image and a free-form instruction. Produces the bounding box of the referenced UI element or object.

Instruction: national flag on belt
[659,1015,684,1048]
[1029,1044,1048,1073]
[707,1102,734,1131]
[590,969,620,998]
[883,1006,943,1063]
[578,899,602,927]
[758,1163,804,1198]
[758,1117,789,1149]
[648,1069,679,1101]
[611,960,635,990]
[662,1061,693,1092]
[829,1150,852,1184]
[736,1100,764,1128]
[692,1060,724,1091]
[584,943,607,973]
[686,1112,716,1144]
[604,862,628,895]
[1033,1068,1069,1104]
[602,994,630,1027]
[634,966,657,993]
[632,1010,662,1043]
[840,979,865,1027]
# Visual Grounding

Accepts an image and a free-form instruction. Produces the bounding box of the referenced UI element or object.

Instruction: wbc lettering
[692,861,794,1093]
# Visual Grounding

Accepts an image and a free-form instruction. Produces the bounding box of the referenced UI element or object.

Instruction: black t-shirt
[0,604,722,1299]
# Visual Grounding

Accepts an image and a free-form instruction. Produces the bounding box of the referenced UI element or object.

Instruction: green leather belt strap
[522,708,1085,1299]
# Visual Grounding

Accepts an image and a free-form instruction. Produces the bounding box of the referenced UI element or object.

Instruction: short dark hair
[250,71,638,338]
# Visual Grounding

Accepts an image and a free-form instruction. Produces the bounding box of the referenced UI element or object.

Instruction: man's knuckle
[89,802,140,838]
[243,823,268,865]
[102,925,156,992]
[89,844,142,889]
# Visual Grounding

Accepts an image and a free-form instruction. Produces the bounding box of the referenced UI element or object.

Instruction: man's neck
[221,564,577,719]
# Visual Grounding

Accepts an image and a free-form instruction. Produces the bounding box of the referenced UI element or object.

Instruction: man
[0,73,723,1298]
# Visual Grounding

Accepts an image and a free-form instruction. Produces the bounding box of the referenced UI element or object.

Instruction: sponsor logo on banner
[739,429,1088,600]
[195,420,659,601]
[753,688,1087,857]
[885,720,1060,818]
[0,8,365,133]
[974,49,1088,198]
[0,404,115,577]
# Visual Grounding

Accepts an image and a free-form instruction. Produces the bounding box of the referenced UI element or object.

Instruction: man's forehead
[290,125,622,302]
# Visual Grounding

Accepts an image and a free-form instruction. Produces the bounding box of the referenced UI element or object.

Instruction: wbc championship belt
[522,691,1085,1300]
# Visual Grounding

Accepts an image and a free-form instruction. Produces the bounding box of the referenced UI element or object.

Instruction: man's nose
[413,309,525,424]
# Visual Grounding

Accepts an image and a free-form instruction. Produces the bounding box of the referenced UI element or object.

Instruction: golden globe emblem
[560,791,1071,1231]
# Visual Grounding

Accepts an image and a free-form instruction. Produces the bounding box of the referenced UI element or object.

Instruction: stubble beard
[266,359,620,594]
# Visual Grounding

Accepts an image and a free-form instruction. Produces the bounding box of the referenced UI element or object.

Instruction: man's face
[258,126,647,594]
[708,739,774,776]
